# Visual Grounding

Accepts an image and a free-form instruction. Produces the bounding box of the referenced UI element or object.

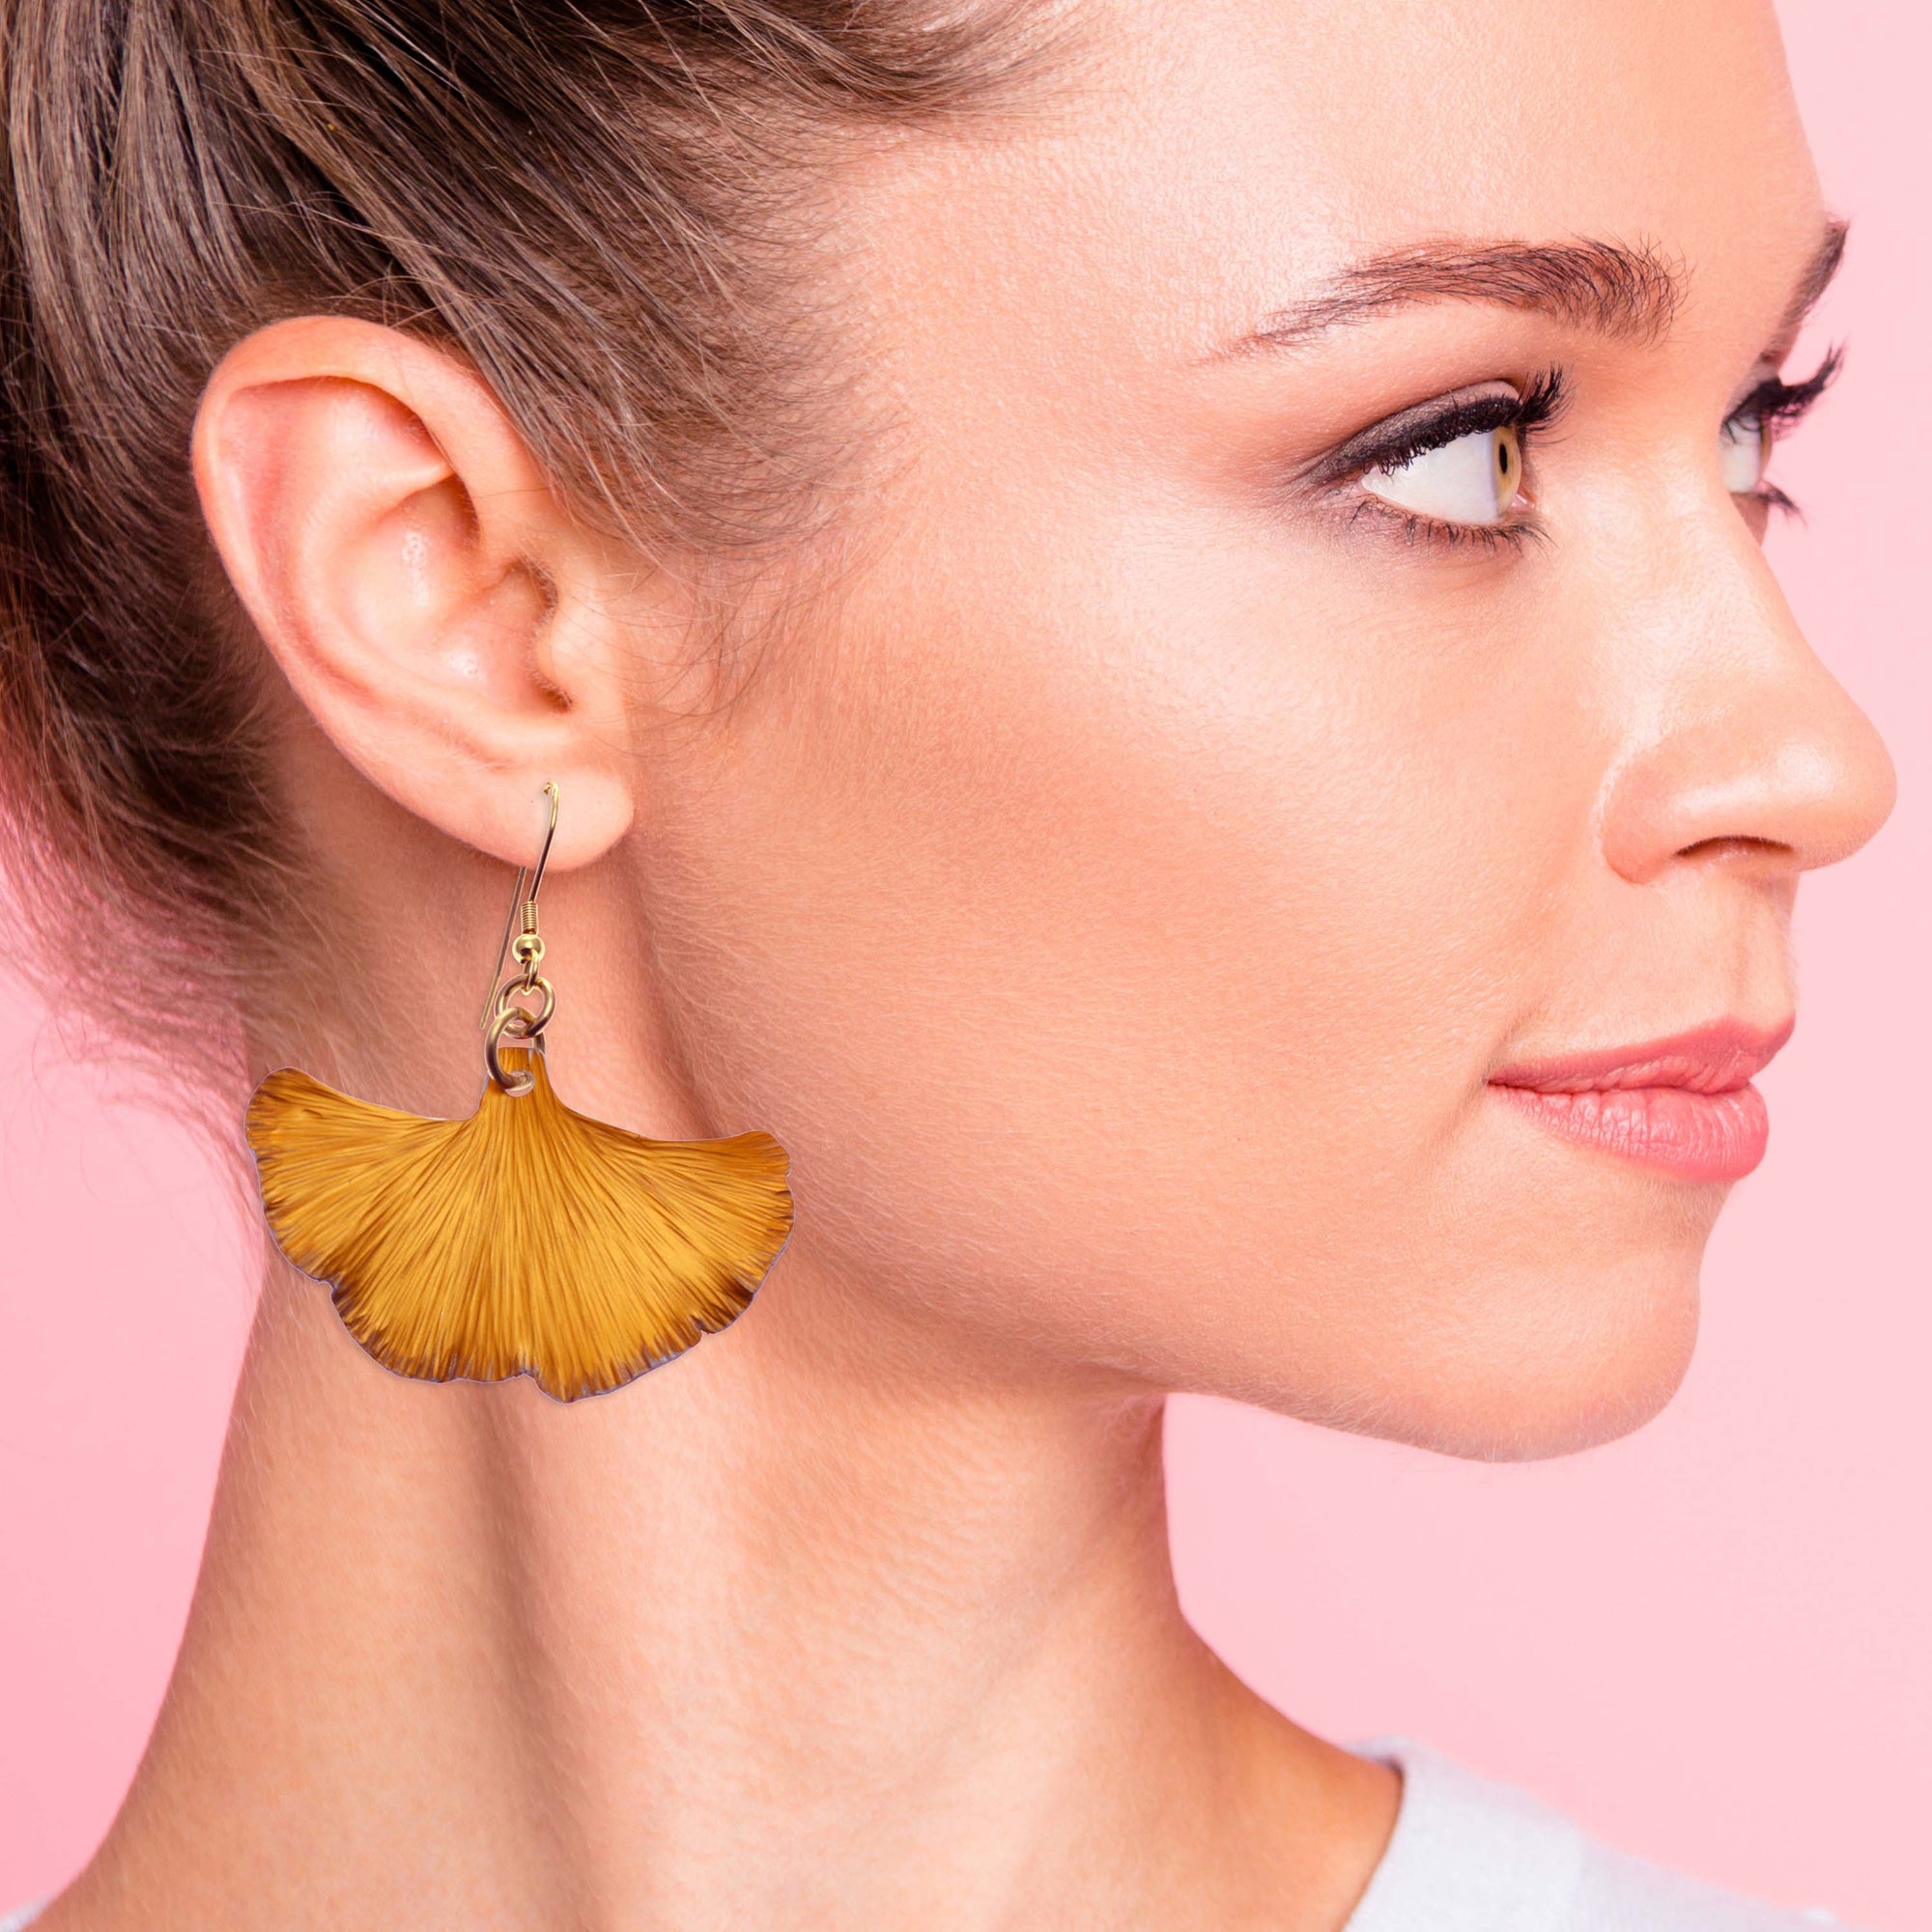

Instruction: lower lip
[1490,1082,1771,1183]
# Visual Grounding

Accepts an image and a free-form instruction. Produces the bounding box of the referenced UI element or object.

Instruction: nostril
[1673,833,1795,865]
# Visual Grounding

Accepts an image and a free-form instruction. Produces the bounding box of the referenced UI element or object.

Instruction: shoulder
[1343,1736,1865,1932]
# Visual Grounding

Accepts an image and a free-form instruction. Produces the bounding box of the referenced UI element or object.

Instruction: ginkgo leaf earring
[243,782,793,1402]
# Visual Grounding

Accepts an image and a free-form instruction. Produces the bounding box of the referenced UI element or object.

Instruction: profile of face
[198,0,1893,1460]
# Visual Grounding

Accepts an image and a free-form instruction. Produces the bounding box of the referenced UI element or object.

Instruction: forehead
[855,0,1823,364]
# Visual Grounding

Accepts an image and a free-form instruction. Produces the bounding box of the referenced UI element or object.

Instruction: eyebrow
[1233,218,1848,355]
[1773,215,1849,345]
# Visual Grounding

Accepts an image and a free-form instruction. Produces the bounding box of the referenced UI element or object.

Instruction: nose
[1596,522,1896,887]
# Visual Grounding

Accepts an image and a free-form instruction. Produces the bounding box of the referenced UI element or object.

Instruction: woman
[0,0,1896,1924]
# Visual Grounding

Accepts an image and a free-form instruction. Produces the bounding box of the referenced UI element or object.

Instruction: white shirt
[0,1734,1866,1930]
[1345,1736,1861,1930]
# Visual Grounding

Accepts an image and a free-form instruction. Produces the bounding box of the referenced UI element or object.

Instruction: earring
[243,782,793,1403]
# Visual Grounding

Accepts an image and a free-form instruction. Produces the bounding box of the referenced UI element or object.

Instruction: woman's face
[623,0,1893,1455]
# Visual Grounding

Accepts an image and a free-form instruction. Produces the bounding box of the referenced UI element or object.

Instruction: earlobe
[190,316,634,872]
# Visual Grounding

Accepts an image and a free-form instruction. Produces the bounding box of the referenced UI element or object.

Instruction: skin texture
[40,0,1893,1927]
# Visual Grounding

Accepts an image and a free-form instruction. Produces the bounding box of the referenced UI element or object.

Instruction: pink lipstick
[1488,1017,1794,1183]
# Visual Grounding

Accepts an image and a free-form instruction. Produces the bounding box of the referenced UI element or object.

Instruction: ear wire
[477,781,560,1034]
[479,781,560,1094]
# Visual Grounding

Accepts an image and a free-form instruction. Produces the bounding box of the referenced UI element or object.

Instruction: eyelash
[1325,345,1843,553]
[1328,366,1569,554]
[1724,343,1844,519]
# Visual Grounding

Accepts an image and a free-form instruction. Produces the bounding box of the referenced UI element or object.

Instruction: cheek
[636,521,1703,1446]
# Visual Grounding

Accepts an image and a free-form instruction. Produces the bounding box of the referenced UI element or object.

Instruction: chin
[1456,1336,1700,1463]
[1259,1235,1712,1466]
[1435,1246,1708,1463]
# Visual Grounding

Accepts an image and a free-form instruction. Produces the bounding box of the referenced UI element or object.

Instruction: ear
[191,316,635,872]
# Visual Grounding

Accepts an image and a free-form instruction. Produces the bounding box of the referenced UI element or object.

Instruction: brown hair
[0,0,1050,1080]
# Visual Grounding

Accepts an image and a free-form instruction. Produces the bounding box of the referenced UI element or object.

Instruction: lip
[1487,1017,1795,1183]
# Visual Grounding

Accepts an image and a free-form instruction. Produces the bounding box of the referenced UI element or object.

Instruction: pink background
[2,3,1925,1922]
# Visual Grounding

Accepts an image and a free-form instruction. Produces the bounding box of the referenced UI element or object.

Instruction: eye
[1719,409,1774,495]
[1716,348,1844,508]
[1360,422,1525,527]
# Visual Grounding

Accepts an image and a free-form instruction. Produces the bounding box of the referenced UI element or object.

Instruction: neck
[57,1112,1395,1930]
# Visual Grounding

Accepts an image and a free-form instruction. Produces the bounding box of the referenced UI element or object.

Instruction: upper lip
[1488,1016,1796,1096]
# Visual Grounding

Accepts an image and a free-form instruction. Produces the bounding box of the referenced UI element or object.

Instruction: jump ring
[493,973,555,1037]
[485,1005,543,1094]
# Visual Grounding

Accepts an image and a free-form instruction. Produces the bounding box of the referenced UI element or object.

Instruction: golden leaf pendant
[244,1044,792,1402]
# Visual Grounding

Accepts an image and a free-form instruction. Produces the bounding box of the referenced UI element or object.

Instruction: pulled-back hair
[0,0,1048,1080]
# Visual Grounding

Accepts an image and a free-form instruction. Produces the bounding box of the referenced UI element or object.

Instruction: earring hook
[525,778,561,905]
[478,781,560,1035]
